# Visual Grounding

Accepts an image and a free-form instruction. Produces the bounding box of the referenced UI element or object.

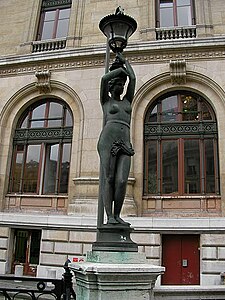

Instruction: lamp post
[92,7,137,252]
[99,6,137,72]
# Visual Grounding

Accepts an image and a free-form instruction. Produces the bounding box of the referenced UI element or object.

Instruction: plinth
[70,251,165,300]
[92,223,138,252]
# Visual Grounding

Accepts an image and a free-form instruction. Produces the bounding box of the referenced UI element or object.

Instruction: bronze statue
[97,52,136,225]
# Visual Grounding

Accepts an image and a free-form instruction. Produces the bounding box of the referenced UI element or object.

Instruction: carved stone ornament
[35,70,51,93]
[170,59,187,84]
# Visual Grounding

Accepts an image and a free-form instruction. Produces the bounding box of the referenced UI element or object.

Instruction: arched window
[9,99,73,195]
[144,91,219,195]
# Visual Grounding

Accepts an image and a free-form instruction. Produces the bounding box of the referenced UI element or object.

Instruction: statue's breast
[107,99,132,116]
[109,103,119,114]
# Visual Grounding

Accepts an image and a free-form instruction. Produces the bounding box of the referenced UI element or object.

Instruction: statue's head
[108,75,127,93]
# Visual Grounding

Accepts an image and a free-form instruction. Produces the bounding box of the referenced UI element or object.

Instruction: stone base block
[92,224,138,252]
[70,251,164,300]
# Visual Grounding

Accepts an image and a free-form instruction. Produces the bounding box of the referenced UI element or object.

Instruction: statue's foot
[107,217,119,224]
[114,216,130,226]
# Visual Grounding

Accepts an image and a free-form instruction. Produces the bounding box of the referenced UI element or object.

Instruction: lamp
[99,6,137,54]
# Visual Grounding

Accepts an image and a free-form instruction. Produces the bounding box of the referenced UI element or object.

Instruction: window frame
[37,0,72,41]
[155,0,196,28]
[9,99,73,195]
[144,91,219,196]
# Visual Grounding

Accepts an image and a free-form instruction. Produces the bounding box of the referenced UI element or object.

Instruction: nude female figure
[97,53,136,225]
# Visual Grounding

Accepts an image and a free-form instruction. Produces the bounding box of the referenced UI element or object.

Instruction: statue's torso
[103,97,131,125]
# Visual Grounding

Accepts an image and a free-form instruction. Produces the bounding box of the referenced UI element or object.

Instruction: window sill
[5,194,68,213]
[142,195,221,217]
[143,194,221,199]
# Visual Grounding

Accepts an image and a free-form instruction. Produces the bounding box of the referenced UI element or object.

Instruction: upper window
[144,91,219,196]
[156,0,195,28]
[9,99,73,195]
[37,0,72,40]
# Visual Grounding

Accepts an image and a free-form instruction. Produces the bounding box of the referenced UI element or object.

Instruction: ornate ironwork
[14,127,73,142]
[42,0,72,8]
[144,121,217,139]
[0,260,76,299]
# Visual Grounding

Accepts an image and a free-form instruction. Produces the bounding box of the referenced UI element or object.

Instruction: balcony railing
[156,26,196,40]
[32,38,67,53]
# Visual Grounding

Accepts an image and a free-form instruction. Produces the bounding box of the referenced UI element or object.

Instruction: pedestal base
[92,224,138,252]
[70,251,165,300]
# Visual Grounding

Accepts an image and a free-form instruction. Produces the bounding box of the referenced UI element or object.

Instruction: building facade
[0,0,225,295]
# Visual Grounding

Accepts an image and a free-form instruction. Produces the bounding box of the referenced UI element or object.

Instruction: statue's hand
[116,52,126,64]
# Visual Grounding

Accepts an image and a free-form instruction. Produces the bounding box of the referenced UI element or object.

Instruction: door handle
[182,259,188,267]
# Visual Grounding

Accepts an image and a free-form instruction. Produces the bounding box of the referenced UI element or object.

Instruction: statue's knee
[106,176,114,185]
[117,179,127,188]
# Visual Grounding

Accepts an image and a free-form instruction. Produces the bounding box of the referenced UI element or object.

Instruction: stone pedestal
[92,224,138,252]
[70,251,165,300]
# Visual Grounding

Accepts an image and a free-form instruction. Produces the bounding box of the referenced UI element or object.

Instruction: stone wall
[0,214,224,287]
[1,0,225,56]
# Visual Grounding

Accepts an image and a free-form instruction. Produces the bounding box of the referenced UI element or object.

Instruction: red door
[162,235,200,285]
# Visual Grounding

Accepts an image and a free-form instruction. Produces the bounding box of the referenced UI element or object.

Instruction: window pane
[160,0,173,8]
[41,20,55,40]
[48,102,63,127]
[31,104,46,128]
[23,145,41,193]
[162,141,178,194]
[29,230,41,264]
[11,148,24,192]
[65,109,73,126]
[205,140,215,193]
[201,102,213,120]
[32,104,46,119]
[44,11,56,21]
[177,6,192,26]
[20,115,29,128]
[145,141,157,194]
[59,8,71,19]
[56,19,70,38]
[43,144,59,194]
[160,7,174,27]
[30,120,45,128]
[59,143,71,193]
[177,0,191,6]
[161,96,178,122]
[182,95,198,121]
[184,140,200,193]
[14,230,28,263]
[49,102,63,118]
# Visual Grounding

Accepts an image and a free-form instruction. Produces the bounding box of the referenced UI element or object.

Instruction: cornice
[0,37,225,77]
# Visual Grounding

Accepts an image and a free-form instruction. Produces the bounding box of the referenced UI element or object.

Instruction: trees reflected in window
[9,99,73,195]
[144,91,219,195]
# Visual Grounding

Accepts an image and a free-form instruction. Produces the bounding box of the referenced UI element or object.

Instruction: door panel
[162,234,200,285]
[12,229,41,276]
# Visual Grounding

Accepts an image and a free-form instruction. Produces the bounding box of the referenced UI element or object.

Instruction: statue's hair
[108,76,127,92]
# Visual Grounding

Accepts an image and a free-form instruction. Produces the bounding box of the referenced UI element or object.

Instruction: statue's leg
[114,155,131,224]
[101,153,118,224]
